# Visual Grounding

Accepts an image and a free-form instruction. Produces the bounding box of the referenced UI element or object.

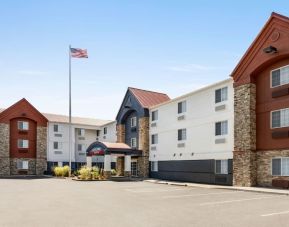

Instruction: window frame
[215,87,228,104]
[177,101,187,114]
[131,137,137,148]
[103,127,107,135]
[151,134,158,145]
[215,120,228,136]
[18,139,29,149]
[53,124,59,133]
[131,117,137,128]
[272,157,289,176]
[18,121,29,131]
[271,108,289,129]
[17,160,29,170]
[270,64,289,88]
[215,159,228,174]
[151,110,158,122]
[178,128,187,141]
[78,128,85,137]
[151,161,158,172]
[53,141,62,150]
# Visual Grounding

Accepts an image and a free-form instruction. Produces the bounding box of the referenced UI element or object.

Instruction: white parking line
[261,210,289,217]
[163,191,241,199]
[200,195,283,206]
[125,188,190,193]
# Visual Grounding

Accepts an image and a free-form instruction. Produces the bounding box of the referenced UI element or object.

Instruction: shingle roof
[128,87,170,108]
[43,113,113,126]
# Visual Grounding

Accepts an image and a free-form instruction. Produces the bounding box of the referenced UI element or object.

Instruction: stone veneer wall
[116,124,125,143]
[137,117,149,178]
[36,126,47,175]
[233,83,257,186]
[257,150,289,187]
[0,123,10,175]
[116,156,124,176]
[10,158,36,175]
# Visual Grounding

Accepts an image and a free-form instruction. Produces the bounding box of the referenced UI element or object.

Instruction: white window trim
[131,137,137,148]
[271,108,289,129]
[151,110,158,122]
[178,101,187,115]
[272,157,289,176]
[18,121,29,130]
[215,159,228,174]
[151,134,158,145]
[131,117,137,127]
[18,139,29,149]
[215,120,228,136]
[78,128,85,137]
[270,64,289,88]
[215,87,228,104]
[53,124,59,133]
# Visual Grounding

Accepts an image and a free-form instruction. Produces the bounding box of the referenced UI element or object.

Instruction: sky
[1,0,289,120]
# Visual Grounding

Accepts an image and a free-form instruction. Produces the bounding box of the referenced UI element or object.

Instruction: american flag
[70,48,88,58]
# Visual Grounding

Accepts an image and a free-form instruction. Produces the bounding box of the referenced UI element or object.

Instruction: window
[215,160,228,174]
[271,65,289,87]
[151,161,158,172]
[178,101,186,114]
[131,117,137,127]
[18,121,29,130]
[131,138,137,148]
[78,144,85,152]
[17,160,29,170]
[18,139,29,148]
[272,157,289,176]
[151,134,158,145]
[53,124,59,132]
[271,108,289,128]
[215,87,228,103]
[103,127,107,135]
[53,142,62,150]
[96,130,100,137]
[215,121,228,136]
[152,110,158,121]
[178,129,186,141]
[78,128,85,137]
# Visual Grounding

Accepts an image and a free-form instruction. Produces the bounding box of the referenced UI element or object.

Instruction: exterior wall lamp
[263,45,278,54]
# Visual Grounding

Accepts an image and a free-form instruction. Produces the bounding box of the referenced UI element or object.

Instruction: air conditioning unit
[177,143,185,148]
[151,122,157,127]
[151,146,157,151]
[177,115,185,121]
[215,104,226,112]
[215,138,226,144]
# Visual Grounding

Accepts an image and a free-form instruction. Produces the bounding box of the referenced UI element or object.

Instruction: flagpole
[69,45,72,177]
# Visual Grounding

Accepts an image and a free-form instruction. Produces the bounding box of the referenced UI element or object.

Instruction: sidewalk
[145,179,289,195]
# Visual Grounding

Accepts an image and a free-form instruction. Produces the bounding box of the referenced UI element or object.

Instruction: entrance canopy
[86,141,142,156]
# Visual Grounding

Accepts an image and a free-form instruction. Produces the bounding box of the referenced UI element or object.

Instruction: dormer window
[18,121,29,131]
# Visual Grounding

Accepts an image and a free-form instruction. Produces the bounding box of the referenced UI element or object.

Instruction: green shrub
[53,166,70,177]
[111,169,117,176]
[78,166,101,180]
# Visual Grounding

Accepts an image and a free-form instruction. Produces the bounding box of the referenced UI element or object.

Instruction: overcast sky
[1,0,288,120]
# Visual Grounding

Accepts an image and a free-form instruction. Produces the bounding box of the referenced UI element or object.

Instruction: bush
[111,169,117,176]
[53,166,70,177]
[78,166,101,180]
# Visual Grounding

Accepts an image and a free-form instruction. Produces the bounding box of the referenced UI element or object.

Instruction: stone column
[103,154,111,179]
[124,155,131,177]
[233,83,257,186]
[0,123,10,176]
[137,117,150,178]
[86,156,92,168]
[116,156,124,176]
[36,126,47,175]
[116,124,125,143]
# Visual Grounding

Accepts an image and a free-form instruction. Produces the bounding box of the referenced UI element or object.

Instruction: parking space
[0,178,289,227]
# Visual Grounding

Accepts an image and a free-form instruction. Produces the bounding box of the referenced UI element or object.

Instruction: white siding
[99,121,117,142]
[149,79,234,162]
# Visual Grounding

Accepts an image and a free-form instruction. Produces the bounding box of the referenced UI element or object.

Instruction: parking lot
[0,178,289,227]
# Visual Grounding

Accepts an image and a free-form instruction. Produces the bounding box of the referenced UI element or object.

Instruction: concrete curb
[144,179,289,196]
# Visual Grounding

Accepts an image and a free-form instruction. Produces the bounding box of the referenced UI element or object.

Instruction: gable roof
[128,87,170,108]
[0,98,48,126]
[43,113,112,126]
[231,12,289,85]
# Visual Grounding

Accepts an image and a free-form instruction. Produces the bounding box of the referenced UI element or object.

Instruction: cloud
[16,70,49,76]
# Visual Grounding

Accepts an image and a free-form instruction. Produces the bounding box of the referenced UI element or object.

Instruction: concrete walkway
[145,179,289,195]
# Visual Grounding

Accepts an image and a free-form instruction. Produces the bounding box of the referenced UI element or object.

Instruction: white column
[86,156,92,168]
[104,155,111,171]
[124,155,131,172]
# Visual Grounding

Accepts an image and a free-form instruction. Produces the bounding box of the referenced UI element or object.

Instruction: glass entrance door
[131,161,138,176]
